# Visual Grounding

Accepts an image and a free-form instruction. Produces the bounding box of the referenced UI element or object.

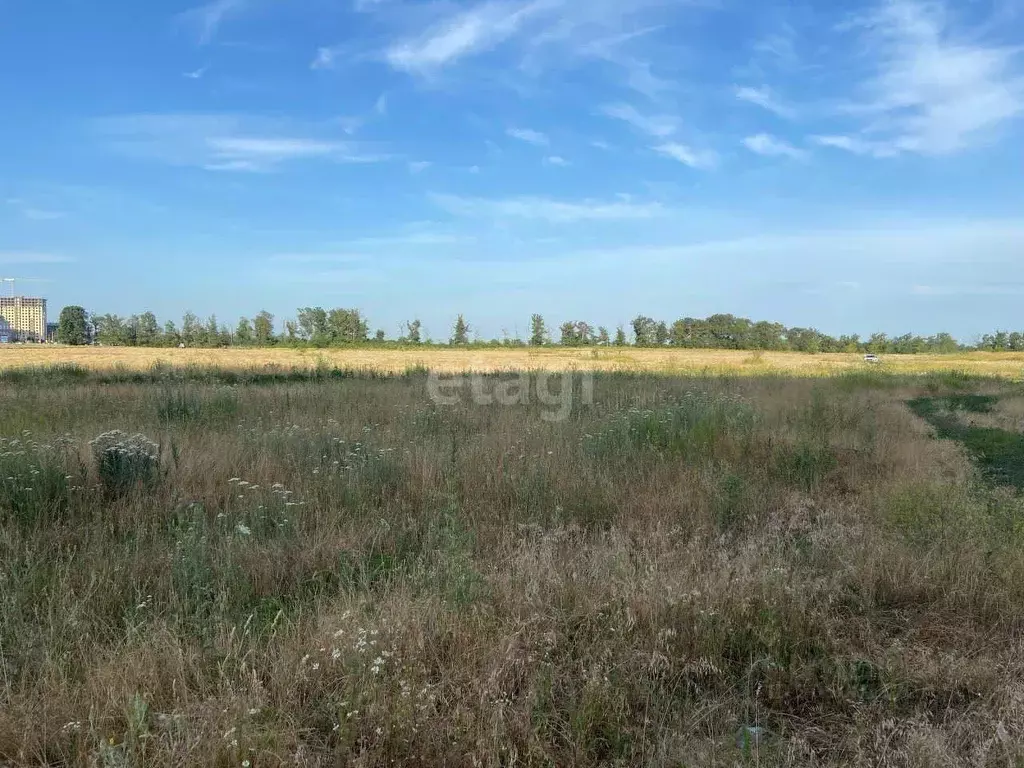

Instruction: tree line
[55,305,1021,353]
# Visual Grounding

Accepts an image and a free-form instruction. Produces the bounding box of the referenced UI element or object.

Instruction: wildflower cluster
[89,430,160,496]
[221,477,302,538]
[296,614,439,741]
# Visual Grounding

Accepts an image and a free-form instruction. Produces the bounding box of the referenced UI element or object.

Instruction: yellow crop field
[2,344,1024,378]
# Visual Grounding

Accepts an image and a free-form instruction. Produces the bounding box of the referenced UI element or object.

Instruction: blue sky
[1,0,1023,341]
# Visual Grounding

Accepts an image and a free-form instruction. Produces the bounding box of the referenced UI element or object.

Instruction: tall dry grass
[2,345,1024,379]
[1,370,1023,766]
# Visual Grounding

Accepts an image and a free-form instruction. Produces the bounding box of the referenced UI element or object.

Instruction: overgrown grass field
[2,366,1024,765]
[3,345,1024,379]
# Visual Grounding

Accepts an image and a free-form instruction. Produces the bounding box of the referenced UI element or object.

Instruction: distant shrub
[89,430,161,497]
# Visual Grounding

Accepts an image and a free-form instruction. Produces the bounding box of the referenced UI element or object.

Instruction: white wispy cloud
[811,134,899,158]
[267,252,370,265]
[19,208,65,221]
[828,0,1024,156]
[654,142,717,169]
[346,231,473,247]
[752,24,801,71]
[911,283,1024,296]
[311,47,339,70]
[385,0,548,73]
[599,103,678,137]
[544,155,569,166]
[5,199,65,221]
[377,0,704,83]
[742,133,806,159]
[205,137,348,168]
[408,160,432,174]
[734,85,796,119]
[0,252,73,264]
[178,0,245,45]
[347,231,472,246]
[507,127,549,145]
[431,193,665,222]
[94,114,390,172]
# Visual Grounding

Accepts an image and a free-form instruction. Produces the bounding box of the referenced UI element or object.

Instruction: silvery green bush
[89,431,160,497]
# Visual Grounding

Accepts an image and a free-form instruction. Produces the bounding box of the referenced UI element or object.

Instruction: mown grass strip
[909,395,1024,490]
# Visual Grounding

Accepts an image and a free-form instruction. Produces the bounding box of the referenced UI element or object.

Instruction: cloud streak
[375,0,706,84]
[599,103,678,137]
[0,252,73,264]
[734,85,796,119]
[743,133,806,159]
[178,0,246,45]
[93,114,391,172]
[384,0,550,73]
[506,127,549,145]
[431,193,666,222]
[654,142,717,169]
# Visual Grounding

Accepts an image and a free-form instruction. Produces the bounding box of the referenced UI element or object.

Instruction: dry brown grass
[1,370,1023,766]
[2,345,1024,378]
[955,396,1024,433]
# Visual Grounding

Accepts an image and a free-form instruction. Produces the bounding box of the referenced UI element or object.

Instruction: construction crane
[0,277,48,297]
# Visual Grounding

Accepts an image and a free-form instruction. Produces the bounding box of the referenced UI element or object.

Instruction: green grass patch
[909,395,1024,490]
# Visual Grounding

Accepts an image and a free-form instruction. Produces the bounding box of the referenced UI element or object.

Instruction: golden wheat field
[3,345,1024,377]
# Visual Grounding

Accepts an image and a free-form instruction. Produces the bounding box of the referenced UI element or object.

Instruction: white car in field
[863,354,880,363]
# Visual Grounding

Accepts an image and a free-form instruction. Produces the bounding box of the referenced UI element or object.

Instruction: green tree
[751,321,786,350]
[654,321,669,346]
[56,305,89,345]
[374,329,386,342]
[631,316,657,346]
[866,333,890,354]
[530,314,547,346]
[204,315,219,347]
[181,312,201,347]
[327,309,367,344]
[928,332,959,353]
[451,314,470,346]
[93,314,130,346]
[559,321,578,346]
[614,326,627,346]
[235,317,253,345]
[787,327,824,354]
[838,334,862,353]
[162,319,181,348]
[253,310,274,345]
[405,319,422,344]
[297,307,329,344]
[283,320,299,344]
[597,326,610,346]
[137,312,160,346]
[670,318,695,347]
[163,320,180,347]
